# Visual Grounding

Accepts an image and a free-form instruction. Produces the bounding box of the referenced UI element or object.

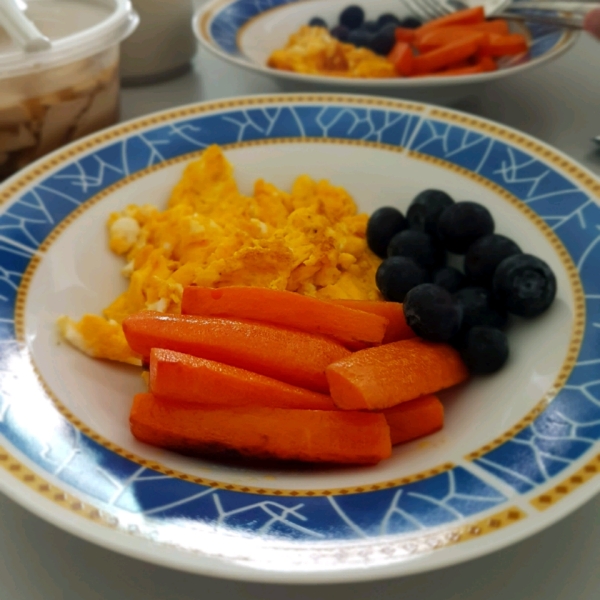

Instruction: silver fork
[401,0,590,29]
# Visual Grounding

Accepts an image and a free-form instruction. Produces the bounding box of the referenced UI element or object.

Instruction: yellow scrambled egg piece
[58,145,382,364]
[268,26,397,78]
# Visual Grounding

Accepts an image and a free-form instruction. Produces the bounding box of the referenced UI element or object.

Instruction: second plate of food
[194,0,577,101]
[0,93,598,583]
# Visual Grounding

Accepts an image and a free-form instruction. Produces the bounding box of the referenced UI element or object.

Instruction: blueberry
[369,23,397,55]
[404,284,463,341]
[401,16,423,29]
[465,234,522,287]
[362,20,380,32]
[437,201,495,254]
[407,189,455,237]
[309,17,328,27]
[377,13,402,28]
[330,24,350,41]
[376,257,429,302]
[367,206,408,258]
[348,28,373,47]
[454,287,507,331]
[460,327,509,374]
[340,5,364,29]
[433,266,467,294]
[493,254,557,318]
[387,230,445,271]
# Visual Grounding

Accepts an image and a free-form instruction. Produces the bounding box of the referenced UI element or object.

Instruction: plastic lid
[0,0,138,79]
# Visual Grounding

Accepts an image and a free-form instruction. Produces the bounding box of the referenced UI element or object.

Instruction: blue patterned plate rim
[193,0,578,88]
[0,93,598,583]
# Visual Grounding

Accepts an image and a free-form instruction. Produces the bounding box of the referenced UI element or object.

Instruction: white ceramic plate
[0,94,598,583]
[193,0,578,101]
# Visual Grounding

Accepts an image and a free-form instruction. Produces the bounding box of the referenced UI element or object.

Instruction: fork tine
[400,0,426,21]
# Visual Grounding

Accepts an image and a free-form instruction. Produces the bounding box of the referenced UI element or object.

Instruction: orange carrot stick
[181,286,388,347]
[329,299,415,344]
[149,348,337,410]
[123,311,350,393]
[130,393,392,464]
[416,30,488,53]
[326,338,469,411]
[482,33,528,56]
[412,38,481,76]
[395,27,416,43]
[418,6,485,32]
[415,21,509,47]
[383,395,444,445]
[387,41,414,76]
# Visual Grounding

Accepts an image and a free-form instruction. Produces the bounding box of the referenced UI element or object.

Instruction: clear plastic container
[0,0,138,181]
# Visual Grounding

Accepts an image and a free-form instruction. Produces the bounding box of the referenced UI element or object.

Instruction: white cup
[120,0,198,85]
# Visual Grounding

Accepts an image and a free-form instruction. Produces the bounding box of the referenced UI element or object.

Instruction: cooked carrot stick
[418,6,485,32]
[329,299,415,344]
[388,41,414,76]
[123,311,350,393]
[415,21,509,47]
[479,55,498,72]
[326,338,469,411]
[130,393,392,464]
[383,395,444,445]
[180,286,388,347]
[149,348,337,410]
[482,33,528,56]
[395,27,416,43]
[416,30,487,53]
[412,38,481,76]
[426,63,485,76]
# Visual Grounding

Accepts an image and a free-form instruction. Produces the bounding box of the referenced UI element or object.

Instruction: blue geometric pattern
[206,0,568,66]
[0,98,598,543]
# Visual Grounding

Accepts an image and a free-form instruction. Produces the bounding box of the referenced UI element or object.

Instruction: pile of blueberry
[368,190,557,375]
[308,5,422,56]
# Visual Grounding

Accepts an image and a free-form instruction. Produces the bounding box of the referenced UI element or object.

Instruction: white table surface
[1,35,600,600]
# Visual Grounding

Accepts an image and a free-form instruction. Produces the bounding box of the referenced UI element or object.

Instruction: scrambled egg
[58,145,382,364]
[268,26,397,78]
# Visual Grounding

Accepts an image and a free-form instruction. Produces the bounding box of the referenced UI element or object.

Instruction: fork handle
[507,2,600,12]
[498,11,584,28]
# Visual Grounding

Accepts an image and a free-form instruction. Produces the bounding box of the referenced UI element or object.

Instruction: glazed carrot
[415,21,509,47]
[394,27,416,43]
[387,41,414,76]
[329,299,415,344]
[482,33,528,56]
[412,38,480,76]
[383,395,444,445]
[123,312,350,393]
[418,6,485,32]
[326,337,469,411]
[149,348,337,410]
[479,55,498,72]
[416,30,487,53]
[428,63,485,76]
[180,286,388,347]
[130,393,392,464]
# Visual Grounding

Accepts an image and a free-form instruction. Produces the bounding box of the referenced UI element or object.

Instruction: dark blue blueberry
[376,257,429,302]
[367,206,408,258]
[437,201,495,254]
[402,16,423,29]
[369,23,397,55]
[460,327,509,374]
[465,234,522,287]
[362,20,380,32]
[407,189,455,237]
[454,287,508,331]
[404,284,463,342]
[377,13,402,28]
[348,28,373,47]
[493,254,557,318]
[340,5,365,29]
[387,230,445,271]
[330,24,350,41]
[433,266,467,294]
[309,17,328,28]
